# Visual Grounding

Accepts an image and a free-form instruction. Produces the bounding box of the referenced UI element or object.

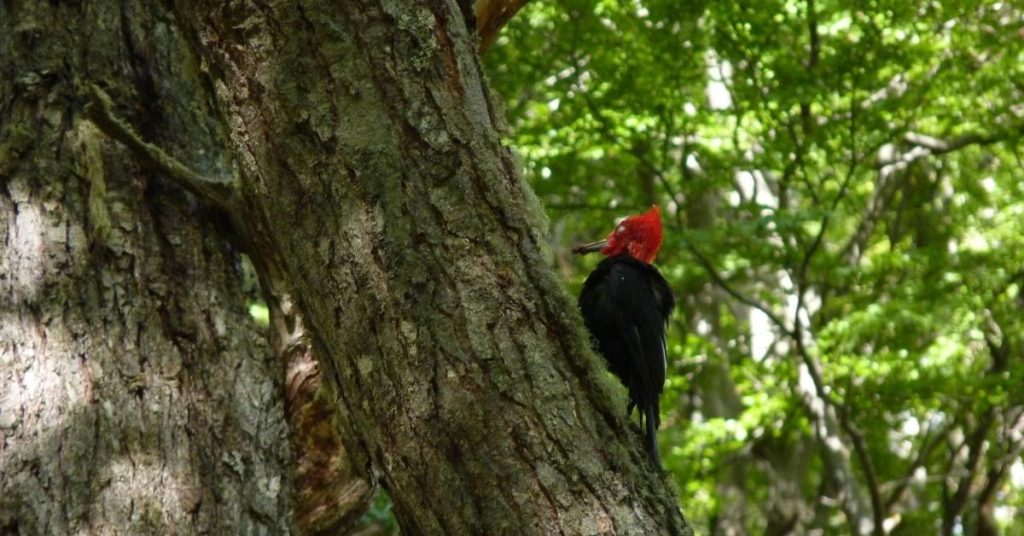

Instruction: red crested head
[603,205,664,263]
[573,205,664,264]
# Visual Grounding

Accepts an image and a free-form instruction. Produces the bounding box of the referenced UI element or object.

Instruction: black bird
[573,205,674,467]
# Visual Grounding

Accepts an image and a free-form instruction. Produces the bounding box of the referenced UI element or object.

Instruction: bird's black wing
[604,259,670,418]
[580,259,631,381]
[579,255,676,466]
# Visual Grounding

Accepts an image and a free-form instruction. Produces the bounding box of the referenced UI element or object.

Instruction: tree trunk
[0,2,293,533]
[2,0,692,533]
[170,0,690,533]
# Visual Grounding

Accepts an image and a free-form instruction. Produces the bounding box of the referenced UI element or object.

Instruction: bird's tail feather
[644,404,661,469]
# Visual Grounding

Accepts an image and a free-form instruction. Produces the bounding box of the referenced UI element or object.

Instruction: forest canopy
[484,1,1024,534]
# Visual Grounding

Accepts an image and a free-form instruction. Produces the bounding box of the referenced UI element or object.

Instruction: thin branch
[837,409,884,536]
[805,0,820,71]
[785,117,821,206]
[942,410,995,535]
[796,82,860,291]
[84,83,239,212]
[798,0,819,137]
[836,167,895,264]
[975,410,1024,531]
[683,240,793,337]
[579,91,680,203]
[875,125,1023,171]
[940,318,1015,535]
[883,421,948,511]
[790,333,872,535]
[902,130,1006,155]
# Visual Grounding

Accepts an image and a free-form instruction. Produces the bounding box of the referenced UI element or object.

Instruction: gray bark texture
[0,2,293,534]
[2,0,692,534]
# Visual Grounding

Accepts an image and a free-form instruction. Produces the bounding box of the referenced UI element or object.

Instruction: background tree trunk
[0,2,293,533]
[172,0,690,533]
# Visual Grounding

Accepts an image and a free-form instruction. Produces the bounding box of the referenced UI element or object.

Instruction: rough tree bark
[165,0,690,533]
[0,2,293,533]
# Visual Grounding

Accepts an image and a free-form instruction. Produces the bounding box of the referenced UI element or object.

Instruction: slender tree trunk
[0,2,292,533]
[169,0,690,533]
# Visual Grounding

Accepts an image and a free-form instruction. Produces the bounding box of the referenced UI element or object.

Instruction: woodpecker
[573,205,674,467]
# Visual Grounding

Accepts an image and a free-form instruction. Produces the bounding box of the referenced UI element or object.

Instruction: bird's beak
[571,239,608,255]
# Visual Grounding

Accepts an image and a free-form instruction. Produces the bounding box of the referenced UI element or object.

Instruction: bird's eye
[616,224,626,234]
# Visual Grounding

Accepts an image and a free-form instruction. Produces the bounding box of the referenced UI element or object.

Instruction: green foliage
[247,301,270,327]
[354,490,400,535]
[487,1,1024,532]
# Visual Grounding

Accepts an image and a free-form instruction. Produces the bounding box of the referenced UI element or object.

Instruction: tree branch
[975,409,1024,534]
[799,0,819,135]
[876,125,1023,171]
[790,333,874,536]
[835,407,884,536]
[784,79,882,536]
[884,421,947,512]
[942,410,994,536]
[903,130,1002,155]
[84,83,239,212]
[474,0,530,53]
[940,320,1014,535]
[683,240,793,337]
[796,81,861,292]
